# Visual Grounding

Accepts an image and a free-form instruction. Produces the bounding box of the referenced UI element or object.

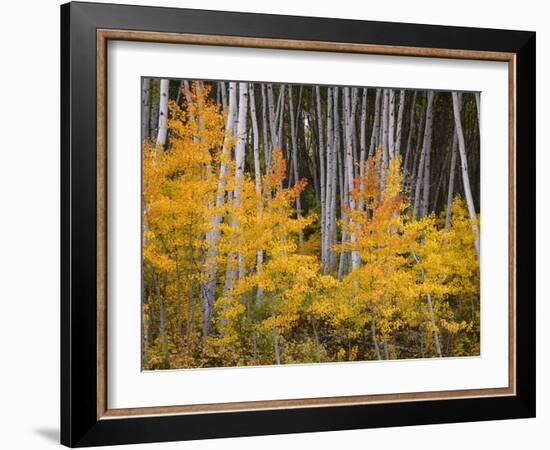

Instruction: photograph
[141,79,481,370]
[55,1,536,446]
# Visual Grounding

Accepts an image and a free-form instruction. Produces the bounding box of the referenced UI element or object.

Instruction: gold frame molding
[96,29,516,420]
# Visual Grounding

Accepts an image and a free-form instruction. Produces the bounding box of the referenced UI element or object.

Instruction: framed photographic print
[60,1,536,447]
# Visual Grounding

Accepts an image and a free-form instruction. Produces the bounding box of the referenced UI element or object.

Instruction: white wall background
[0,0,545,448]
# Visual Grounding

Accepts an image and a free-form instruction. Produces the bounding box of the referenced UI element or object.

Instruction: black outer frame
[61,1,535,447]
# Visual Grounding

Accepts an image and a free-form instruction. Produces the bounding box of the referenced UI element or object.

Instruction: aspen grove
[141,79,480,369]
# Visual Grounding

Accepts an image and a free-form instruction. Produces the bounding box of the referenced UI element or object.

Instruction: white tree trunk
[316,87,327,268]
[350,87,359,177]
[276,85,285,149]
[388,89,396,160]
[156,79,169,147]
[232,82,249,281]
[395,89,406,156]
[267,84,278,149]
[445,131,459,230]
[219,81,227,111]
[368,89,381,158]
[323,87,334,274]
[141,78,150,143]
[344,88,360,271]
[452,92,480,260]
[249,85,264,301]
[421,93,436,217]
[358,88,368,211]
[381,89,390,168]
[333,87,343,275]
[288,86,303,247]
[409,93,426,200]
[403,90,417,184]
[445,94,462,230]
[199,82,238,338]
[413,91,434,219]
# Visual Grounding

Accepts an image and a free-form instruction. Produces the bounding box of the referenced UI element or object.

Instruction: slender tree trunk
[267,84,278,149]
[475,92,481,126]
[155,274,169,367]
[175,79,185,106]
[315,87,327,267]
[275,85,286,149]
[445,94,460,231]
[388,89,396,160]
[225,82,249,293]
[411,252,442,358]
[142,292,149,368]
[413,92,434,219]
[200,82,238,339]
[344,88,360,271]
[403,91,417,188]
[220,81,227,111]
[359,88,368,211]
[288,86,304,247]
[395,89,406,156]
[421,93,436,217]
[452,92,480,260]
[323,87,334,274]
[261,84,270,169]
[333,87,347,278]
[186,248,195,345]
[174,247,183,340]
[311,316,321,363]
[149,80,159,140]
[445,134,459,230]
[410,93,426,196]
[368,89,382,158]
[370,314,382,360]
[271,295,281,365]
[381,89,390,169]
[337,146,347,279]
[350,87,359,177]
[156,79,169,147]
[249,84,264,304]
[141,78,150,143]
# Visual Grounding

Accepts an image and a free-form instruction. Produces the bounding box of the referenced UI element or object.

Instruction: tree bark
[323,87,335,274]
[403,90,417,187]
[225,82,249,291]
[358,88,368,211]
[288,86,304,247]
[271,295,281,364]
[445,94,462,230]
[411,252,442,357]
[141,78,150,143]
[452,92,480,260]
[315,87,327,268]
[200,82,238,339]
[388,89,396,160]
[249,84,265,304]
[421,93,436,217]
[413,91,434,219]
[395,89,406,156]
[155,274,169,367]
[368,89,382,158]
[156,79,169,147]
[381,89,390,169]
[343,87,360,271]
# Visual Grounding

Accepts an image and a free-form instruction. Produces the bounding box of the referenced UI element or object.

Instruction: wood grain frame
[96,29,516,419]
[62,2,535,446]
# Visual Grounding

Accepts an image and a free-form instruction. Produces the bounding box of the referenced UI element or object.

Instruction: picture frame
[61,1,535,447]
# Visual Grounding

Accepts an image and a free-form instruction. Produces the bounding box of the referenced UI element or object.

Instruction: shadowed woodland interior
[141,79,481,370]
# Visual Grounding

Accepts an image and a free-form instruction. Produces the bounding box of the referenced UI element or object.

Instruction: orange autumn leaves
[142,82,479,369]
